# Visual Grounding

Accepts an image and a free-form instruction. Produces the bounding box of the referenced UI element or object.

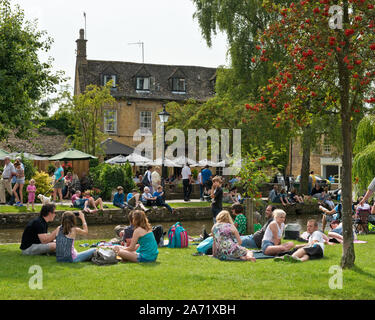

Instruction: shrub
[191,168,198,181]
[89,158,99,168]
[89,163,135,200]
[20,155,36,180]
[32,171,53,201]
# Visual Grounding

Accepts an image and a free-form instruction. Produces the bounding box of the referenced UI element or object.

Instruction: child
[153,185,175,213]
[118,211,135,247]
[210,176,223,223]
[26,179,37,211]
[231,203,247,235]
[56,211,96,263]
[280,188,290,206]
[113,210,159,263]
[113,186,127,209]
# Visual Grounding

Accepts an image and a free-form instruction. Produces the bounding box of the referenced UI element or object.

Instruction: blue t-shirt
[113,192,125,205]
[201,168,212,183]
[126,193,134,202]
[54,167,64,181]
[153,191,163,198]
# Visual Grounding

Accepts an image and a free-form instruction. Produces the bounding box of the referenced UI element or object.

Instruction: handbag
[91,248,119,265]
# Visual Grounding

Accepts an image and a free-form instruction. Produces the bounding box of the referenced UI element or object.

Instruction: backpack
[167,222,189,248]
[142,172,150,186]
[284,223,301,240]
[196,236,213,254]
[91,248,119,266]
[152,225,165,247]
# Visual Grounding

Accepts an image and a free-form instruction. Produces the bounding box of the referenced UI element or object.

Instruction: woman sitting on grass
[261,209,294,256]
[212,210,256,262]
[56,211,96,263]
[113,210,159,263]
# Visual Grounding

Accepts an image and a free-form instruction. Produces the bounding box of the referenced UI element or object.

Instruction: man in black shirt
[240,205,276,249]
[20,204,59,255]
[211,176,223,223]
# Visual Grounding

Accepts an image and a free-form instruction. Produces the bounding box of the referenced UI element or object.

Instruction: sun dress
[212,223,248,261]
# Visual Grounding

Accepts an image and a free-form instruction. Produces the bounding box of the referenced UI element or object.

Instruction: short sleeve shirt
[201,169,212,183]
[20,216,48,250]
[181,166,191,180]
[54,167,64,181]
[308,231,325,253]
[234,214,247,235]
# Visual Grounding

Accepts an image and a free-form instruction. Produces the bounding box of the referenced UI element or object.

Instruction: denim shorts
[261,240,274,253]
[241,235,258,249]
[136,253,156,263]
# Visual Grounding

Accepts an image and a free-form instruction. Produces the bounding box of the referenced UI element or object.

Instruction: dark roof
[0,128,67,157]
[100,138,134,156]
[78,60,216,102]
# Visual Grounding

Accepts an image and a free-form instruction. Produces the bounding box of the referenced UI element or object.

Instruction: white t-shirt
[181,165,191,180]
[308,230,325,253]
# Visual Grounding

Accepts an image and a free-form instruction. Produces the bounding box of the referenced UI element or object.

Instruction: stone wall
[0,202,319,229]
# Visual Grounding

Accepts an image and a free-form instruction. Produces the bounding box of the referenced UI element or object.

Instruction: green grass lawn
[1,235,375,300]
[0,202,216,214]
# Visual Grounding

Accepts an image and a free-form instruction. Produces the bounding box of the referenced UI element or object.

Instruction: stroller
[353,204,372,234]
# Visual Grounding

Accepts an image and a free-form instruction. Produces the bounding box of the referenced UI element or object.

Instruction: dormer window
[172,78,186,92]
[103,75,117,88]
[136,77,150,91]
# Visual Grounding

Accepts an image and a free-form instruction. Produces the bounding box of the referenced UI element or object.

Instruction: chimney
[76,29,87,65]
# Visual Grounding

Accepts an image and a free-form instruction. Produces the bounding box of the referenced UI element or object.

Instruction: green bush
[47,163,55,176]
[89,158,99,168]
[20,155,36,180]
[89,163,135,200]
[32,171,53,201]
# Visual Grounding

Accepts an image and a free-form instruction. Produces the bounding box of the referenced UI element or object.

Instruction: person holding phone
[56,211,96,263]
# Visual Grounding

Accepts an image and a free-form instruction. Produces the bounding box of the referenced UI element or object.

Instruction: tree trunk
[340,0,355,269]
[300,126,311,195]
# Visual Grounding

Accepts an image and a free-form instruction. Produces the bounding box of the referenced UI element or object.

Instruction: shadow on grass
[351,265,375,281]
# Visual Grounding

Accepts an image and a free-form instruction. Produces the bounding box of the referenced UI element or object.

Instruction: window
[140,111,152,134]
[172,78,186,92]
[104,110,117,133]
[103,75,117,88]
[136,77,150,91]
[323,144,331,154]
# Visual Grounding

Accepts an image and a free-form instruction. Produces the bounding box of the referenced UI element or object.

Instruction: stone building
[74,29,216,159]
[287,137,342,183]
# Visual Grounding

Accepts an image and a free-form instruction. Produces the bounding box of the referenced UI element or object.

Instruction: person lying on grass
[212,210,256,262]
[56,211,96,263]
[261,209,294,256]
[328,220,357,244]
[274,219,330,263]
[113,210,159,263]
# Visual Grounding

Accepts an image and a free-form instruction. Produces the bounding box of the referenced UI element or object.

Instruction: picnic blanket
[210,251,275,261]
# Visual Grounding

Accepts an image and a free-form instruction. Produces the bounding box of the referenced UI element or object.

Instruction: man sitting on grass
[241,205,275,249]
[274,219,329,263]
[20,203,59,255]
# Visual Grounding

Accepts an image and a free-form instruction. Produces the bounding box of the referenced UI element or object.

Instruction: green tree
[255,0,375,268]
[0,0,64,141]
[70,82,115,156]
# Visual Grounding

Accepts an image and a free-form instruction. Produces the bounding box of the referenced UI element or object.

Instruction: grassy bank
[1,235,374,300]
[0,202,214,214]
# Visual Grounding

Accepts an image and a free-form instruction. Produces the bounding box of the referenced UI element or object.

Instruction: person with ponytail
[113,210,158,263]
[56,211,96,263]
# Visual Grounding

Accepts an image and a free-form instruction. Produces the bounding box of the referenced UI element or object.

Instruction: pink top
[27,185,36,194]
[71,194,80,204]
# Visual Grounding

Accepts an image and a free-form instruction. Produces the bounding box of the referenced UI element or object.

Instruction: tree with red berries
[252,0,375,268]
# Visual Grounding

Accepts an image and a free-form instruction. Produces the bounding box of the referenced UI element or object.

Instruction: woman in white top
[261,209,294,255]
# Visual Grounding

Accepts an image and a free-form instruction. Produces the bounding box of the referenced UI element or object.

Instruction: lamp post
[158,104,170,187]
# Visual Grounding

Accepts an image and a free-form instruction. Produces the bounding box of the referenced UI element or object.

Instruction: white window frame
[323,144,331,154]
[103,75,117,88]
[136,77,150,91]
[172,78,186,92]
[140,111,152,134]
[104,110,117,134]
